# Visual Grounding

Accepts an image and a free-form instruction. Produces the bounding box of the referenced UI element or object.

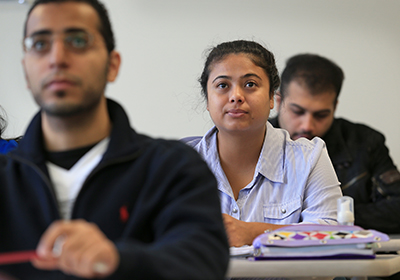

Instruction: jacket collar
[13,99,144,164]
[269,116,353,166]
[322,119,353,166]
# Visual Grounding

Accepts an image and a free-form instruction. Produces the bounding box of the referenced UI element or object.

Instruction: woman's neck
[217,126,266,199]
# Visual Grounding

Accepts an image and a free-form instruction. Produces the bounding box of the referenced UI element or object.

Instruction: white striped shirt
[183,122,342,225]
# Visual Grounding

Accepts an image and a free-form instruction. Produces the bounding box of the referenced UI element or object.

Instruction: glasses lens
[24,34,51,53]
[24,31,93,54]
[65,32,92,51]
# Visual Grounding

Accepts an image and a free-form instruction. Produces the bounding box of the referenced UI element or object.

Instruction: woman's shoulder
[180,126,218,149]
[180,136,202,148]
[267,125,327,168]
[267,123,325,151]
[289,136,326,150]
[286,136,326,163]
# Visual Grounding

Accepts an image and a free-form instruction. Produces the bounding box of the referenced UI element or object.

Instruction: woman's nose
[229,86,244,103]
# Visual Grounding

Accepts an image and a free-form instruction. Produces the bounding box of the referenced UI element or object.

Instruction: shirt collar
[257,122,285,183]
[199,122,285,184]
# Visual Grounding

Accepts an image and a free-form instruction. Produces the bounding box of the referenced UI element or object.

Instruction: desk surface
[227,254,400,278]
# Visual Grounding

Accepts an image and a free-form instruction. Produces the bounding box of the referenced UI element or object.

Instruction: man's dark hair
[280,54,345,102]
[24,0,115,53]
[199,40,280,100]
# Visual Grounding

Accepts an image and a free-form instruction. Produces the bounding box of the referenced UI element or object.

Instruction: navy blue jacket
[0,99,229,279]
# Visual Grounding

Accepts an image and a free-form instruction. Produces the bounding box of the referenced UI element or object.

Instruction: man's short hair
[280,54,345,102]
[23,0,115,53]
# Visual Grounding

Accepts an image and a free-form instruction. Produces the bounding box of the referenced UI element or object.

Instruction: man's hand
[31,220,119,278]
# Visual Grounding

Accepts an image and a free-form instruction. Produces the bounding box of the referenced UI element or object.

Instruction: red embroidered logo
[119,205,129,223]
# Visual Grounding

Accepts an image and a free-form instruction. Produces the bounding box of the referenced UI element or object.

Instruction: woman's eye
[217,83,228,89]
[245,82,256,88]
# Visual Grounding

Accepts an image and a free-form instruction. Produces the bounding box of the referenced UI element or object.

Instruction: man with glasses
[0,0,229,279]
[270,53,400,234]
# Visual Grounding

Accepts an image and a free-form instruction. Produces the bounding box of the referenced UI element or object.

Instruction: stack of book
[251,224,389,260]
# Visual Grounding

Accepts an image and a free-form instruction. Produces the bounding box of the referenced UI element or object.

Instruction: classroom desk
[227,254,400,279]
[227,239,400,279]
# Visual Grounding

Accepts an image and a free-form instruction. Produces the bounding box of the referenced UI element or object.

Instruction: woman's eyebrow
[242,73,262,80]
[212,75,231,83]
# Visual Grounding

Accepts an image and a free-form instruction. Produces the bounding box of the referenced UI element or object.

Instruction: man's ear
[107,51,121,82]
[21,57,31,90]
[275,91,282,112]
[333,99,338,112]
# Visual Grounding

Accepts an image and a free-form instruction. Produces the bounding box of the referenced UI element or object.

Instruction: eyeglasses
[23,30,94,54]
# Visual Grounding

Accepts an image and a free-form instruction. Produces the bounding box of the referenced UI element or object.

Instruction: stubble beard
[34,69,108,118]
[34,87,104,118]
[30,58,110,118]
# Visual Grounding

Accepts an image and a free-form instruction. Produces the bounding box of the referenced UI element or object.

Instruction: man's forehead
[25,2,100,36]
[286,81,336,104]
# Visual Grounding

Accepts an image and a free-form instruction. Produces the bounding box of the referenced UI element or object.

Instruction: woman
[0,107,19,154]
[182,40,342,247]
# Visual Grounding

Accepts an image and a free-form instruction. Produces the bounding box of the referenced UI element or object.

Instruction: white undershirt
[46,138,110,220]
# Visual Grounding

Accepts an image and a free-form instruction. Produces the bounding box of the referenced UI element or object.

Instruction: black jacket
[270,117,400,233]
[0,99,229,280]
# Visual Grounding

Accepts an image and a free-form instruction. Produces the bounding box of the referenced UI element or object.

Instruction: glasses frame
[23,30,95,55]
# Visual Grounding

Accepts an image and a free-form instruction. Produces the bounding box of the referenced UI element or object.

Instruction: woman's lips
[227,109,247,117]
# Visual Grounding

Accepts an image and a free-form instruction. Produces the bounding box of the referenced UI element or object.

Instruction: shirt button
[232,208,238,213]
[281,208,286,214]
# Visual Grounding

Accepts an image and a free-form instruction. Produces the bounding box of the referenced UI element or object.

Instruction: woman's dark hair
[199,40,280,100]
[24,0,115,53]
[0,107,22,142]
[0,107,6,139]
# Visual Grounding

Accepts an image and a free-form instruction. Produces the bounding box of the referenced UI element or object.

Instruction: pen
[0,250,37,265]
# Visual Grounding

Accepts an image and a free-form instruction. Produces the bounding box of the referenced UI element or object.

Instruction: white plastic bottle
[337,196,355,226]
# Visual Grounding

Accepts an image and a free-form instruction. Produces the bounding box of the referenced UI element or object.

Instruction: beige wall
[1,0,399,166]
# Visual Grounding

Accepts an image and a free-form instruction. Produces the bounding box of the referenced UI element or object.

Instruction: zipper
[9,148,143,220]
[71,149,144,218]
[8,154,60,216]
[341,171,369,191]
